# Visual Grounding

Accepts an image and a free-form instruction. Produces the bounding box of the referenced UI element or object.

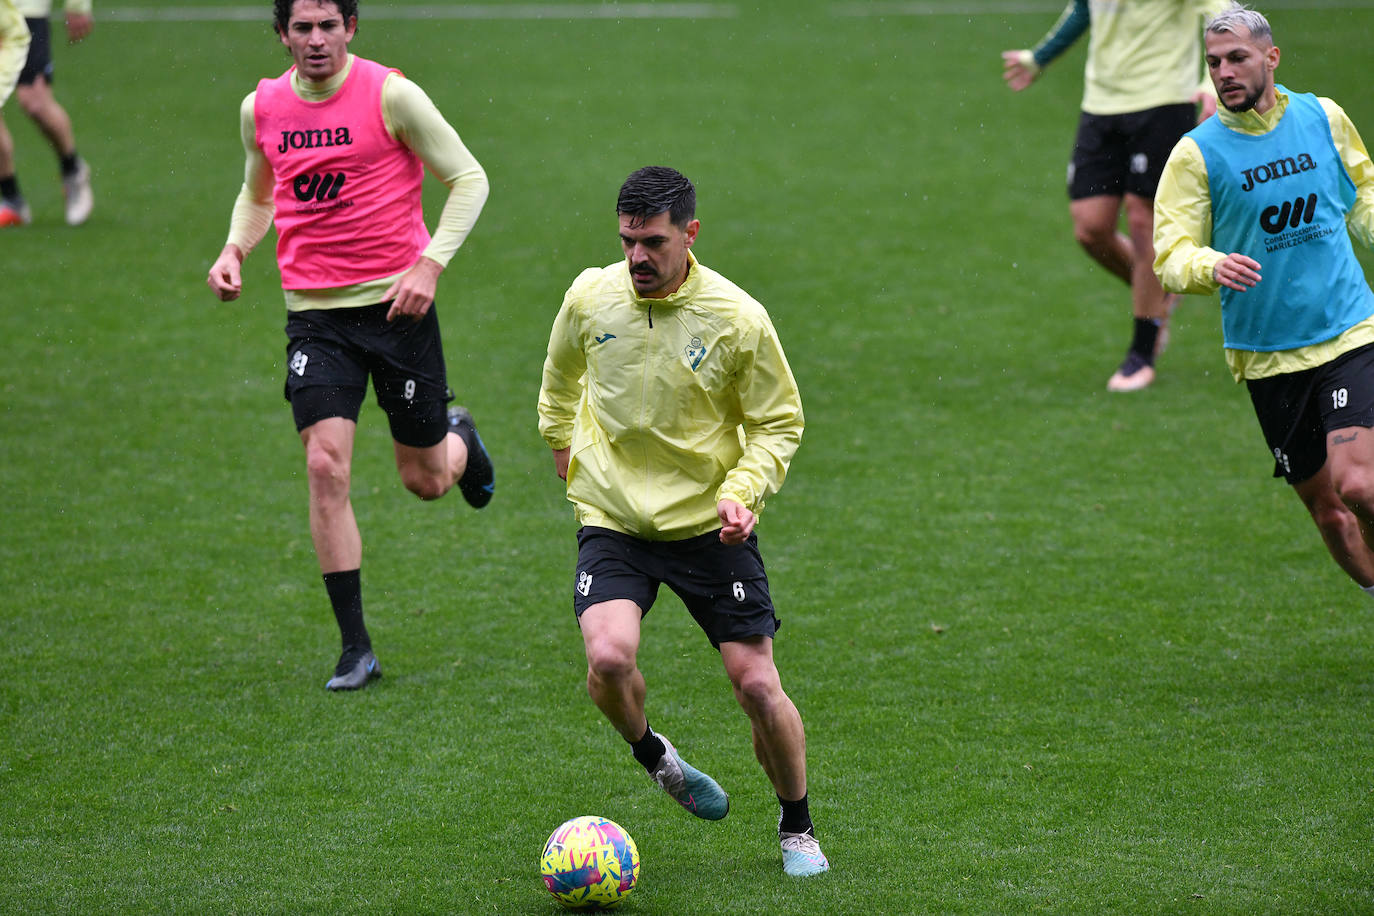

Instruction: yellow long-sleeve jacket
[538,252,804,541]
[0,0,29,107]
[1153,89,1374,380]
[14,0,89,17]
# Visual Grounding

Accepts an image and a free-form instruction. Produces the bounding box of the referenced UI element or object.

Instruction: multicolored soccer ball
[539,815,639,910]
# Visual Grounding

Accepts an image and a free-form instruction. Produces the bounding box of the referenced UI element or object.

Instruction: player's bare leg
[0,116,30,226]
[1311,429,1374,586]
[302,418,361,572]
[394,430,467,501]
[720,636,806,798]
[1070,194,1132,284]
[15,78,76,159]
[301,417,378,689]
[580,599,649,742]
[14,77,91,225]
[721,636,828,876]
[582,599,729,819]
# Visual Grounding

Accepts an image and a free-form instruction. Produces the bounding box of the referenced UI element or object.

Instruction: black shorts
[17,18,53,87]
[283,302,452,448]
[1067,104,1196,200]
[572,526,780,650]
[1246,342,1374,484]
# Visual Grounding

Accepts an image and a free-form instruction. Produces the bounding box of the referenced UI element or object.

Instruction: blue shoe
[649,734,729,820]
[781,829,830,877]
[325,647,381,691]
[447,406,494,509]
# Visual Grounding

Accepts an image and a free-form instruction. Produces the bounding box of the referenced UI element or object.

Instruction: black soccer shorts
[1246,342,1374,484]
[283,302,452,448]
[1067,103,1196,200]
[18,18,54,86]
[572,526,780,649]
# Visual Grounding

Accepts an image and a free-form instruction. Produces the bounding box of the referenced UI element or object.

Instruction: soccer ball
[539,815,640,910]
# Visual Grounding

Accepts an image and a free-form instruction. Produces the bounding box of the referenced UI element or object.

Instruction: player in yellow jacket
[0,0,92,226]
[538,166,826,878]
[0,1,29,108]
[1003,0,1224,391]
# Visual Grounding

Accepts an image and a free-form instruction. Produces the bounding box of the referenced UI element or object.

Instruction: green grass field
[4,1,1374,912]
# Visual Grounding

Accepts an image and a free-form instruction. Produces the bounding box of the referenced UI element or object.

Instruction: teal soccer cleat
[648,734,729,821]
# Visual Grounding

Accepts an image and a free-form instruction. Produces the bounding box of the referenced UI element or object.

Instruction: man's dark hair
[617,166,696,228]
[274,0,358,34]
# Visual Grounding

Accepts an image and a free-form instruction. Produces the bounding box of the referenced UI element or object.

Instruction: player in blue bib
[1154,3,1374,594]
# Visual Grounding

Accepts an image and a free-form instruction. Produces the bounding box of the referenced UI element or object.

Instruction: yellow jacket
[538,252,804,540]
[0,0,28,108]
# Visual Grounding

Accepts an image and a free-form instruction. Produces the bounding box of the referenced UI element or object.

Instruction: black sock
[323,569,370,652]
[0,175,21,201]
[630,724,667,773]
[59,152,79,178]
[1129,317,1161,364]
[779,794,813,835]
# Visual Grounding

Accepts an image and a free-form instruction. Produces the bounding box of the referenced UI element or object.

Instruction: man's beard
[1221,82,1266,113]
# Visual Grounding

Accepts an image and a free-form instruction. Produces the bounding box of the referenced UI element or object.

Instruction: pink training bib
[255,57,430,290]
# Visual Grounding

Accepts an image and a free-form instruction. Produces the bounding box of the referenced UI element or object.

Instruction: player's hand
[1001,50,1039,91]
[65,12,92,43]
[717,499,755,545]
[207,245,245,301]
[1213,253,1262,292]
[383,256,443,321]
[553,447,570,481]
[1193,88,1217,122]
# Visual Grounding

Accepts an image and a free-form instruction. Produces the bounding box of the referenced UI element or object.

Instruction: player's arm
[1154,138,1260,292]
[1002,0,1088,91]
[380,74,490,320]
[0,1,30,107]
[62,0,92,43]
[715,314,804,543]
[208,92,275,302]
[1322,98,1374,251]
[538,285,590,481]
[1190,1,1228,121]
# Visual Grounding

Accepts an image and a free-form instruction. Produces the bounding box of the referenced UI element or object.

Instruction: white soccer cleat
[62,158,93,226]
[781,829,830,877]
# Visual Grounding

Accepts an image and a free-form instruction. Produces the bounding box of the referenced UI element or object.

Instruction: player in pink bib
[207,0,494,691]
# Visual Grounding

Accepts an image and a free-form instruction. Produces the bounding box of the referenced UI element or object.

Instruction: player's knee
[1072,220,1115,252]
[1125,208,1154,245]
[585,640,636,683]
[730,665,784,716]
[402,469,447,501]
[14,89,47,120]
[1334,469,1374,519]
[304,441,349,489]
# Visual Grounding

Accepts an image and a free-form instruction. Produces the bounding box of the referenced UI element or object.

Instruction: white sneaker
[62,158,93,226]
[781,830,830,877]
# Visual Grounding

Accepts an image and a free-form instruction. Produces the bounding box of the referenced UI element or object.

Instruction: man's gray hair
[1206,2,1273,43]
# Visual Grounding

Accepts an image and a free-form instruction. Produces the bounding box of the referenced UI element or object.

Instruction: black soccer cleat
[448,405,494,509]
[325,646,381,691]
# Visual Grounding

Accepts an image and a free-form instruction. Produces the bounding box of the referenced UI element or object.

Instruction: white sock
[1362,583,1374,597]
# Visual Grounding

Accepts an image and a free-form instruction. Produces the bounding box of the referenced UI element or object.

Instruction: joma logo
[1240,153,1316,192]
[276,127,354,154]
